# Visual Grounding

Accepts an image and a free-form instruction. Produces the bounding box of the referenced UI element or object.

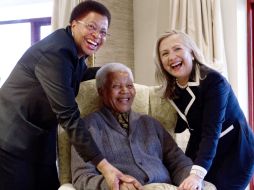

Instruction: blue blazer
[0,26,101,164]
[170,67,254,187]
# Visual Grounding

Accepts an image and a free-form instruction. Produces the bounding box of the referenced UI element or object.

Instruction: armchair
[57,79,215,190]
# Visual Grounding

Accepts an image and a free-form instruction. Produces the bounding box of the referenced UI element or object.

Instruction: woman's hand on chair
[178,173,203,190]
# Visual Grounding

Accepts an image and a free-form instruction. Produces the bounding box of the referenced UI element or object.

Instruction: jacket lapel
[99,107,128,136]
[169,67,201,131]
[128,111,139,138]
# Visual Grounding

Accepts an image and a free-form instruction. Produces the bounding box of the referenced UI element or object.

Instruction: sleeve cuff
[91,154,104,166]
[190,165,207,179]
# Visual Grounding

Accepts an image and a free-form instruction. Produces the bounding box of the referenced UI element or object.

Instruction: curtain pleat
[168,0,227,77]
[51,0,84,31]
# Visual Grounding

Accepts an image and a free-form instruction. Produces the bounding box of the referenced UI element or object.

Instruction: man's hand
[119,175,143,190]
[120,182,139,190]
[97,159,143,190]
[178,174,203,190]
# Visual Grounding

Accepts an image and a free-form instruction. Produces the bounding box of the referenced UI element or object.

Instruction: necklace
[176,79,188,89]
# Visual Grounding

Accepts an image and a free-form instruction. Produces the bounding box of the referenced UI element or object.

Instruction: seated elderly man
[71,63,212,190]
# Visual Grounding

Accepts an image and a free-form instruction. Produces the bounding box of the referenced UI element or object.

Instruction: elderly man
[71,63,211,190]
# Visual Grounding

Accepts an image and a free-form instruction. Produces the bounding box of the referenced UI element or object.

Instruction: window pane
[0,0,52,87]
[41,25,52,39]
[0,1,53,21]
[0,23,30,87]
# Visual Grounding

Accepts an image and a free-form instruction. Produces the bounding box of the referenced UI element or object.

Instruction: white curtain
[168,0,228,77]
[51,0,84,31]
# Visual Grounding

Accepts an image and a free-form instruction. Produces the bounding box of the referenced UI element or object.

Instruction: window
[0,0,53,87]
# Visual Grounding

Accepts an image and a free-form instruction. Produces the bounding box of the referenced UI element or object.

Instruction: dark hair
[69,0,111,26]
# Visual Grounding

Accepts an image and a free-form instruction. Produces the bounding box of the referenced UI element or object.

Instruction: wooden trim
[0,17,51,25]
[0,17,51,45]
[247,0,254,190]
[247,0,254,128]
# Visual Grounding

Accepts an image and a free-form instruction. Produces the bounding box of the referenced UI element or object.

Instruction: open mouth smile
[117,97,131,104]
[86,39,99,50]
[171,61,182,69]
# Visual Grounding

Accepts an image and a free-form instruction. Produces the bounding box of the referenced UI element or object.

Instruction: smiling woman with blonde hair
[154,30,254,190]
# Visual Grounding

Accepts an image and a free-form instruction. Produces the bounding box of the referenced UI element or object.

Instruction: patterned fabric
[144,183,178,190]
[148,86,190,151]
[143,181,216,190]
[58,126,71,184]
[116,112,129,130]
[148,86,177,137]
[110,109,129,130]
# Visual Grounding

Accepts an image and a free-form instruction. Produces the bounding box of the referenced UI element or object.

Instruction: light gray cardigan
[71,106,192,190]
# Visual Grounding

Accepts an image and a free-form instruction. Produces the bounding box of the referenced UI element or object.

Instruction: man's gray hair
[96,62,134,89]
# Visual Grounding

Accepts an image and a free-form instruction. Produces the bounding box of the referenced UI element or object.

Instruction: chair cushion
[143,181,216,190]
[148,86,177,137]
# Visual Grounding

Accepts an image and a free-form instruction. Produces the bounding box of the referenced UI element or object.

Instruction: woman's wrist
[190,165,207,179]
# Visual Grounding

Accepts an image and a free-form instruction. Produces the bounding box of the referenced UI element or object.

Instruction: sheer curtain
[51,0,83,30]
[168,0,228,77]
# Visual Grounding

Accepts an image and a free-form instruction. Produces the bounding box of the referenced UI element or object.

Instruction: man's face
[99,71,136,113]
[71,12,109,57]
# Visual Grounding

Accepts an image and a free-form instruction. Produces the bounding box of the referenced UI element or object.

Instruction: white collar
[187,65,200,87]
[169,86,195,131]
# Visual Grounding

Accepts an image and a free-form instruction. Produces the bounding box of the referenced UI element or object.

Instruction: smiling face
[99,71,136,113]
[71,12,109,57]
[159,34,194,85]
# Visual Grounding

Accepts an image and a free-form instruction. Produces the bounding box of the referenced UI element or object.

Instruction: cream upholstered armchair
[57,79,216,190]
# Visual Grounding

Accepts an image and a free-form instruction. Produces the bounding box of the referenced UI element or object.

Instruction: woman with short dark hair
[0,1,141,190]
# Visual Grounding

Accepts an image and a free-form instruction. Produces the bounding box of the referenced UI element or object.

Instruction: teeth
[119,98,129,102]
[87,39,97,46]
[171,61,181,67]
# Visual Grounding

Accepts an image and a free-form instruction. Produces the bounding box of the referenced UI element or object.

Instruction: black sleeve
[34,48,103,165]
[82,67,101,81]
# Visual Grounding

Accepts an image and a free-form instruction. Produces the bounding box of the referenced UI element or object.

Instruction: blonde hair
[154,30,207,99]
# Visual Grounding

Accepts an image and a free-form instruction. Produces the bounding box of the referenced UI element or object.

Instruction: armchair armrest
[58,183,76,190]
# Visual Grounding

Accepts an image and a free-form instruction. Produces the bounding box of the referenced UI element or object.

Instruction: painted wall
[133,0,169,85]
[94,0,134,71]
